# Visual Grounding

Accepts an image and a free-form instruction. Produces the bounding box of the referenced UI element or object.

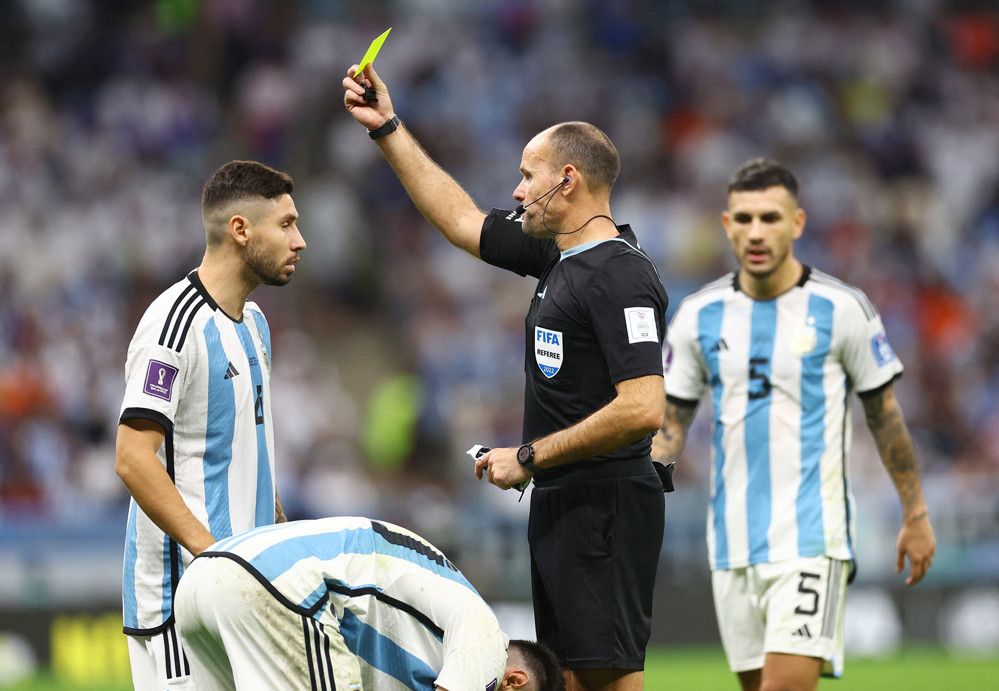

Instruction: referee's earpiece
[562,175,571,187]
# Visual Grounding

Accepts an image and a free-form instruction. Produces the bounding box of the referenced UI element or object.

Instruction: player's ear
[793,206,806,239]
[228,214,250,246]
[499,668,529,689]
[721,210,734,237]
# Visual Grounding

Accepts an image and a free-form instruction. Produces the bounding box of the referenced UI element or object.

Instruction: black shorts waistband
[531,456,656,488]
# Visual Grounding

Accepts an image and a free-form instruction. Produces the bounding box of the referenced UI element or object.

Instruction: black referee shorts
[528,459,665,670]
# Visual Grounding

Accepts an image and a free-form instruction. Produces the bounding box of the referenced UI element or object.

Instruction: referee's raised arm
[343,64,486,258]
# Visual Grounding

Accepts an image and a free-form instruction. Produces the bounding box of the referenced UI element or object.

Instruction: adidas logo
[711,338,729,352]
[223,361,240,380]
[791,624,812,639]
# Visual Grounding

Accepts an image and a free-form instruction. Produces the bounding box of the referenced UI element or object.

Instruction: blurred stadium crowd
[0,0,997,594]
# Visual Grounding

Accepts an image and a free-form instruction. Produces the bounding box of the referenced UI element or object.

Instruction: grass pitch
[9,646,999,689]
[643,647,999,690]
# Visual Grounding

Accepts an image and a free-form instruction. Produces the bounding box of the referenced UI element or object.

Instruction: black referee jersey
[479,209,669,482]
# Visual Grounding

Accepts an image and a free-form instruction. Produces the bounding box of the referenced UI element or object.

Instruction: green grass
[8,647,999,690]
[643,647,999,690]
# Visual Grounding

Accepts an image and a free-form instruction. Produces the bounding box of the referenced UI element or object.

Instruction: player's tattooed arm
[861,382,936,585]
[651,398,698,464]
[275,491,288,523]
[861,384,927,519]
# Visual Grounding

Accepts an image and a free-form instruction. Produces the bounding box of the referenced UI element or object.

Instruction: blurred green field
[8,647,999,690]
[642,647,999,690]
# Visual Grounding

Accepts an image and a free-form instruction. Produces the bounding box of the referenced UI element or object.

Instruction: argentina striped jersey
[119,270,276,634]
[664,267,903,571]
[204,517,508,691]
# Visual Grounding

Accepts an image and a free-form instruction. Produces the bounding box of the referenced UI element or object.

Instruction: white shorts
[127,622,195,690]
[712,556,849,677]
[174,556,362,691]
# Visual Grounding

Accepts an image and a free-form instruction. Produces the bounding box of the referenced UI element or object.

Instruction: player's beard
[741,243,787,278]
[246,237,293,287]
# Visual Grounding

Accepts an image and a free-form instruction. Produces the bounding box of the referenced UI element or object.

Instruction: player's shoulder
[675,273,738,314]
[132,271,216,352]
[244,300,267,322]
[803,267,879,320]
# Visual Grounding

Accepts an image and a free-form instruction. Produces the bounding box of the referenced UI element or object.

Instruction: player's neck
[740,258,803,300]
[197,252,255,320]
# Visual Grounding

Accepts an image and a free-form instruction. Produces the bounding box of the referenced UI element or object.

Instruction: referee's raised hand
[343,64,395,131]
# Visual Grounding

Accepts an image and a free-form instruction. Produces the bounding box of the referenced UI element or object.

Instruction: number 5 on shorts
[794,572,821,616]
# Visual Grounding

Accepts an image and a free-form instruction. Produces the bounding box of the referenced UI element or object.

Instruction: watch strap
[518,443,541,474]
[368,115,401,140]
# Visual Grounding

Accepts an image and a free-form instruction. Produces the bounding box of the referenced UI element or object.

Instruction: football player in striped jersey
[653,158,935,691]
[115,160,306,689]
[175,516,563,690]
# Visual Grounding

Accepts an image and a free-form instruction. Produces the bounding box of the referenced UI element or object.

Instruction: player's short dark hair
[546,121,620,193]
[201,160,294,219]
[509,639,564,691]
[728,158,799,198]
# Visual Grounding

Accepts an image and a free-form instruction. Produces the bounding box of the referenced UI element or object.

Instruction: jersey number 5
[748,357,772,400]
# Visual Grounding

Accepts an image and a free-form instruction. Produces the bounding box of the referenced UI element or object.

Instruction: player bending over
[175,516,563,690]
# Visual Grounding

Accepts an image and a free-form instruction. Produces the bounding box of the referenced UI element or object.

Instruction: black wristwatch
[517,443,542,474]
[368,115,401,140]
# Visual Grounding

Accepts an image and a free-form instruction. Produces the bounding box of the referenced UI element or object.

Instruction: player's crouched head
[508,639,565,691]
[201,160,294,242]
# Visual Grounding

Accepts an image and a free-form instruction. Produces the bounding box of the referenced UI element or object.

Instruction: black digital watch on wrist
[517,443,541,475]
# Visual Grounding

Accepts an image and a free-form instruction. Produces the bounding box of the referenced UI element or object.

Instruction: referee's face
[514,136,564,238]
[245,193,306,286]
[722,185,804,280]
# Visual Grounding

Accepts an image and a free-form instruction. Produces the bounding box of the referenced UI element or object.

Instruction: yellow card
[354,27,392,80]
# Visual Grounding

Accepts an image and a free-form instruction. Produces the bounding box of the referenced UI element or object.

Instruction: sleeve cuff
[856,372,902,399]
[666,394,700,408]
[119,407,174,435]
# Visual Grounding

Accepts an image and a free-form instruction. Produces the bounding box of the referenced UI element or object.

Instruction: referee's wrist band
[369,115,400,140]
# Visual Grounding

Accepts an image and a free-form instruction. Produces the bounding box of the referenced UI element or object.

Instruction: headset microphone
[511,175,612,235]
[513,176,570,219]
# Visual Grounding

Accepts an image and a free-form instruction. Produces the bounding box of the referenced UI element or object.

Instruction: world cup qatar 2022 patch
[144,360,179,401]
[624,307,658,344]
[870,332,897,367]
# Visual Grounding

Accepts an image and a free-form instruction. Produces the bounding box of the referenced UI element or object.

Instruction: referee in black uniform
[344,64,668,691]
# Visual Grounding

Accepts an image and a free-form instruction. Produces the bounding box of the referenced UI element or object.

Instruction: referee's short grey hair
[545,122,620,193]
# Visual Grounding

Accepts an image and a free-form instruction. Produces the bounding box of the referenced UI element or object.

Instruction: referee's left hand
[474,447,531,490]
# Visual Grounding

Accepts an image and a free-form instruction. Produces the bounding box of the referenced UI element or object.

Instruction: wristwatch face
[517,444,532,464]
